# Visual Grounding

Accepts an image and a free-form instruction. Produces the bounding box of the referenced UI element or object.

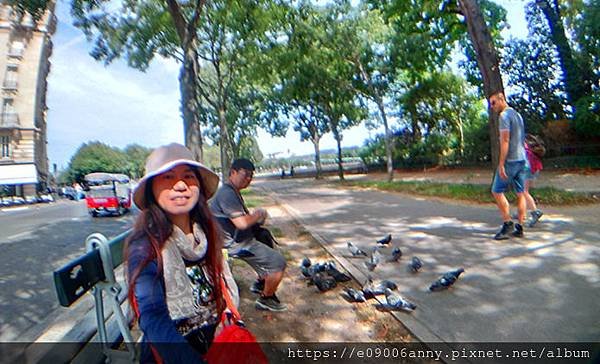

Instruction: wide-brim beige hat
[133,143,220,209]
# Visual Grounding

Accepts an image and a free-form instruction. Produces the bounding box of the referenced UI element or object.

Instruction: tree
[455,0,505,165]
[346,5,396,181]
[71,0,206,160]
[310,1,368,180]
[194,0,286,177]
[533,0,596,109]
[501,4,567,134]
[367,0,508,164]
[398,71,482,160]
[271,2,335,179]
[123,144,152,179]
[67,142,129,182]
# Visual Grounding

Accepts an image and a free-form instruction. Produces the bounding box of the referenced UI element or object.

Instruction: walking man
[210,158,288,311]
[489,91,527,240]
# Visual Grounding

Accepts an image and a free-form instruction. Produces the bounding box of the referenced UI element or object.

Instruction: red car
[84,173,132,217]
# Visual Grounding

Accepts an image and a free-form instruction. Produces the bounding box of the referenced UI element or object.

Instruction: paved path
[257,178,600,344]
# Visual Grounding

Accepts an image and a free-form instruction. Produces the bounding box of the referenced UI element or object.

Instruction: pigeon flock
[299,233,465,314]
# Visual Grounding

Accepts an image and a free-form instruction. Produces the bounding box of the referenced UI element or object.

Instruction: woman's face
[152,164,201,220]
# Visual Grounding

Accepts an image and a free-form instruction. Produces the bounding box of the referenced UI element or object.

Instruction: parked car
[38,194,54,203]
[1,197,13,207]
[61,187,78,200]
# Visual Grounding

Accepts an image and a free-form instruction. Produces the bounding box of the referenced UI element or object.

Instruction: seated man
[209,158,287,312]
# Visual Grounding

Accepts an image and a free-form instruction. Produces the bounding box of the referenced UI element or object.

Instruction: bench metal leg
[87,233,139,363]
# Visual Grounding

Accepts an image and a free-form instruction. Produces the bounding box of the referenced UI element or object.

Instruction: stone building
[0,3,55,197]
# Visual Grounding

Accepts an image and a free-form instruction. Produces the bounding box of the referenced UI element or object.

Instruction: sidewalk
[256,178,600,347]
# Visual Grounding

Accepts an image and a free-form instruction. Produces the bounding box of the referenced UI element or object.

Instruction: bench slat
[53,250,105,307]
[53,230,131,307]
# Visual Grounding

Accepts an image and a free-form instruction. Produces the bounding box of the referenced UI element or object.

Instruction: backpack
[525,134,546,158]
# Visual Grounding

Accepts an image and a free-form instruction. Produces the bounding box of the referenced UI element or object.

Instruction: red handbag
[204,278,268,364]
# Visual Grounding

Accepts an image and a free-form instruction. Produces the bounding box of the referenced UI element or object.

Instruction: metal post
[86,233,138,363]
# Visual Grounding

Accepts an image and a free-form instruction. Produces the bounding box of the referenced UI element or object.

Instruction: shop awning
[0,164,38,185]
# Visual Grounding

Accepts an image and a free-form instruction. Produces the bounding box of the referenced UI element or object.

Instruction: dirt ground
[228,194,442,363]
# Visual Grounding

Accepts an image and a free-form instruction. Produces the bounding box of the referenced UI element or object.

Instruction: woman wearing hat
[125,143,238,363]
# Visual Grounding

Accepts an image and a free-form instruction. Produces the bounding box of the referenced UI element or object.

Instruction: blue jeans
[492,161,526,194]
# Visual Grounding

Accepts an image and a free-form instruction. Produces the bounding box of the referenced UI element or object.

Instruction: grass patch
[340,180,597,206]
[240,188,265,208]
[269,226,284,238]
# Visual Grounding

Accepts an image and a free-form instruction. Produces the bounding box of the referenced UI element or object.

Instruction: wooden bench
[50,230,138,363]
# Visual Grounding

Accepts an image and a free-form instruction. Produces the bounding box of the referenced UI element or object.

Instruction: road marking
[2,230,34,244]
[0,206,30,213]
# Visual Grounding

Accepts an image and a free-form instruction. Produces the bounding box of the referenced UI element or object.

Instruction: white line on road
[0,206,30,213]
[2,230,34,244]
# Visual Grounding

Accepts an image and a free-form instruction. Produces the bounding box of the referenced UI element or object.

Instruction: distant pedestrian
[489,92,527,240]
[523,135,544,227]
[290,165,295,177]
[280,168,285,179]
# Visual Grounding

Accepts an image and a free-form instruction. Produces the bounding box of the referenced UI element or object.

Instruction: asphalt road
[257,178,600,346]
[0,200,135,341]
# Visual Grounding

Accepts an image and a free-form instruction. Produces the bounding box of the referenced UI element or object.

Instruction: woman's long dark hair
[125,171,226,321]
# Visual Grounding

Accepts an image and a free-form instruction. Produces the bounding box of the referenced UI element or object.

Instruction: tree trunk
[376,97,393,182]
[165,0,205,162]
[180,52,204,162]
[457,114,464,158]
[535,0,592,108]
[312,136,322,180]
[354,56,393,180]
[218,105,230,178]
[458,0,504,166]
[332,125,345,181]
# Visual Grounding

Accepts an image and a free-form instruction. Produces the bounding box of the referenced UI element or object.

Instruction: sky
[46,0,528,170]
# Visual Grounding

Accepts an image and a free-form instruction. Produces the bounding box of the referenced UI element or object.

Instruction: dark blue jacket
[128,238,207,364]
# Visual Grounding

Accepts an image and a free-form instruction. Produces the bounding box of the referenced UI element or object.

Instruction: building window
[1,98,18,127]
[1,135,10,158]
[8,41,24,58]
[3,65,18,90]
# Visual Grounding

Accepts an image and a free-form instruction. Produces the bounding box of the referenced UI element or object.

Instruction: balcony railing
[2,80,18,90]
[0,113,19,128]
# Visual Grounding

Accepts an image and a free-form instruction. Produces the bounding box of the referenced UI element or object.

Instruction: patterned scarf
[162,223,217,332]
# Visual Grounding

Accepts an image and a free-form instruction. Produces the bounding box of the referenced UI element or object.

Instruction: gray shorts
[229,238,286,277]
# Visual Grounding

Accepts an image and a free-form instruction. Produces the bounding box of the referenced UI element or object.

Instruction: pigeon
[376,234,392,246]
[311,262,327,273]
[347,242,368,257]
[362,277,397,299]
[300,265,312,278]
[429,268,465,291]
[312,272,337,292]
[408,256,423,273]
[363,247,382,271]
[341,287,366,303]
[383,288,416,311]
[302,262,327,278]
[324,261,352,282]
[301,257,312,268]
[387,247,402,262]
[362,276,378,299]
[379,279,398,291]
